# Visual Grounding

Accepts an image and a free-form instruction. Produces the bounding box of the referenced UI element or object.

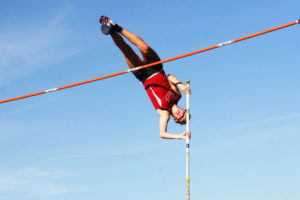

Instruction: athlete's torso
[142,71,179,111]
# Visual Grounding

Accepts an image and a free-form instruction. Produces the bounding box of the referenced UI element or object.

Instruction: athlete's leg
[110,31,143,69]
[100,15,160,67]
[120,29,161,65]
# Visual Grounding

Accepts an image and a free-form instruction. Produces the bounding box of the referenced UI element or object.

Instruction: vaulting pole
[0,19,299,104]
[186,80,191,200]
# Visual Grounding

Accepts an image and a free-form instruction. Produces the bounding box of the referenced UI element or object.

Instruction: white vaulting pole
[186,80,190,200]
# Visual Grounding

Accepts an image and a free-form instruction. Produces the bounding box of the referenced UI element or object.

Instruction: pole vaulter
[0,19,299,104]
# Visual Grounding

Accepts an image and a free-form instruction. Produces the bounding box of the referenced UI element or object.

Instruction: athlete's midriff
[142,71,179,111]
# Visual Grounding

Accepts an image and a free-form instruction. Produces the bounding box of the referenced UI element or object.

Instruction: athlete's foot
[99,15,123,35]
[99,15,115,35]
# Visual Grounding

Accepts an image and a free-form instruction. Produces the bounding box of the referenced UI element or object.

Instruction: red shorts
[142,71,179,110]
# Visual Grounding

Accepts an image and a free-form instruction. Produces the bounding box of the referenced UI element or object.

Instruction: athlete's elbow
[159,132,167,139]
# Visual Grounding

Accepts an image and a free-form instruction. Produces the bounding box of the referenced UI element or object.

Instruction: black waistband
[132,64,163,82]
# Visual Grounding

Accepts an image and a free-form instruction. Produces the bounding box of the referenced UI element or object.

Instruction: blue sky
[0,0,300,200]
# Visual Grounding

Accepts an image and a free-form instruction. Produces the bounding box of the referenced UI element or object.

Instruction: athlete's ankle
[113,24,123,33]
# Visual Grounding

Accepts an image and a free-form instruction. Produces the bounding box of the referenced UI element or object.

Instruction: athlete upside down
[100,16,191,139]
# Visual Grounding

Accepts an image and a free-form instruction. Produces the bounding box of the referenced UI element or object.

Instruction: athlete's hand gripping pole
[186,80,190,200]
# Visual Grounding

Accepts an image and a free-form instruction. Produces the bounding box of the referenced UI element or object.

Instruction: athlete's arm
[157,109,191,139]
[167,74,191,95]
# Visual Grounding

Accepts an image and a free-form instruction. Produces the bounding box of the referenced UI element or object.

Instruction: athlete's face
[173,108,187,124]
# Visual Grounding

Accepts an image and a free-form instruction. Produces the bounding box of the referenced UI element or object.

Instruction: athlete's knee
[137,42,151,55]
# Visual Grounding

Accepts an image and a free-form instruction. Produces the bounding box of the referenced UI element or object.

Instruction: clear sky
[1,0,300,200]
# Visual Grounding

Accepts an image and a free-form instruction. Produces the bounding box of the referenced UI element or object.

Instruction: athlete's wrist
[179,84,187,91]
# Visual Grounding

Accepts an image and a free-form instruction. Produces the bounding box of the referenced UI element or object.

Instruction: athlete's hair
[174,112,191,125]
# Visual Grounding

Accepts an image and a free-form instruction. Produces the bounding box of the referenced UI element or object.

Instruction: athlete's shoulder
[157,108,171,116]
